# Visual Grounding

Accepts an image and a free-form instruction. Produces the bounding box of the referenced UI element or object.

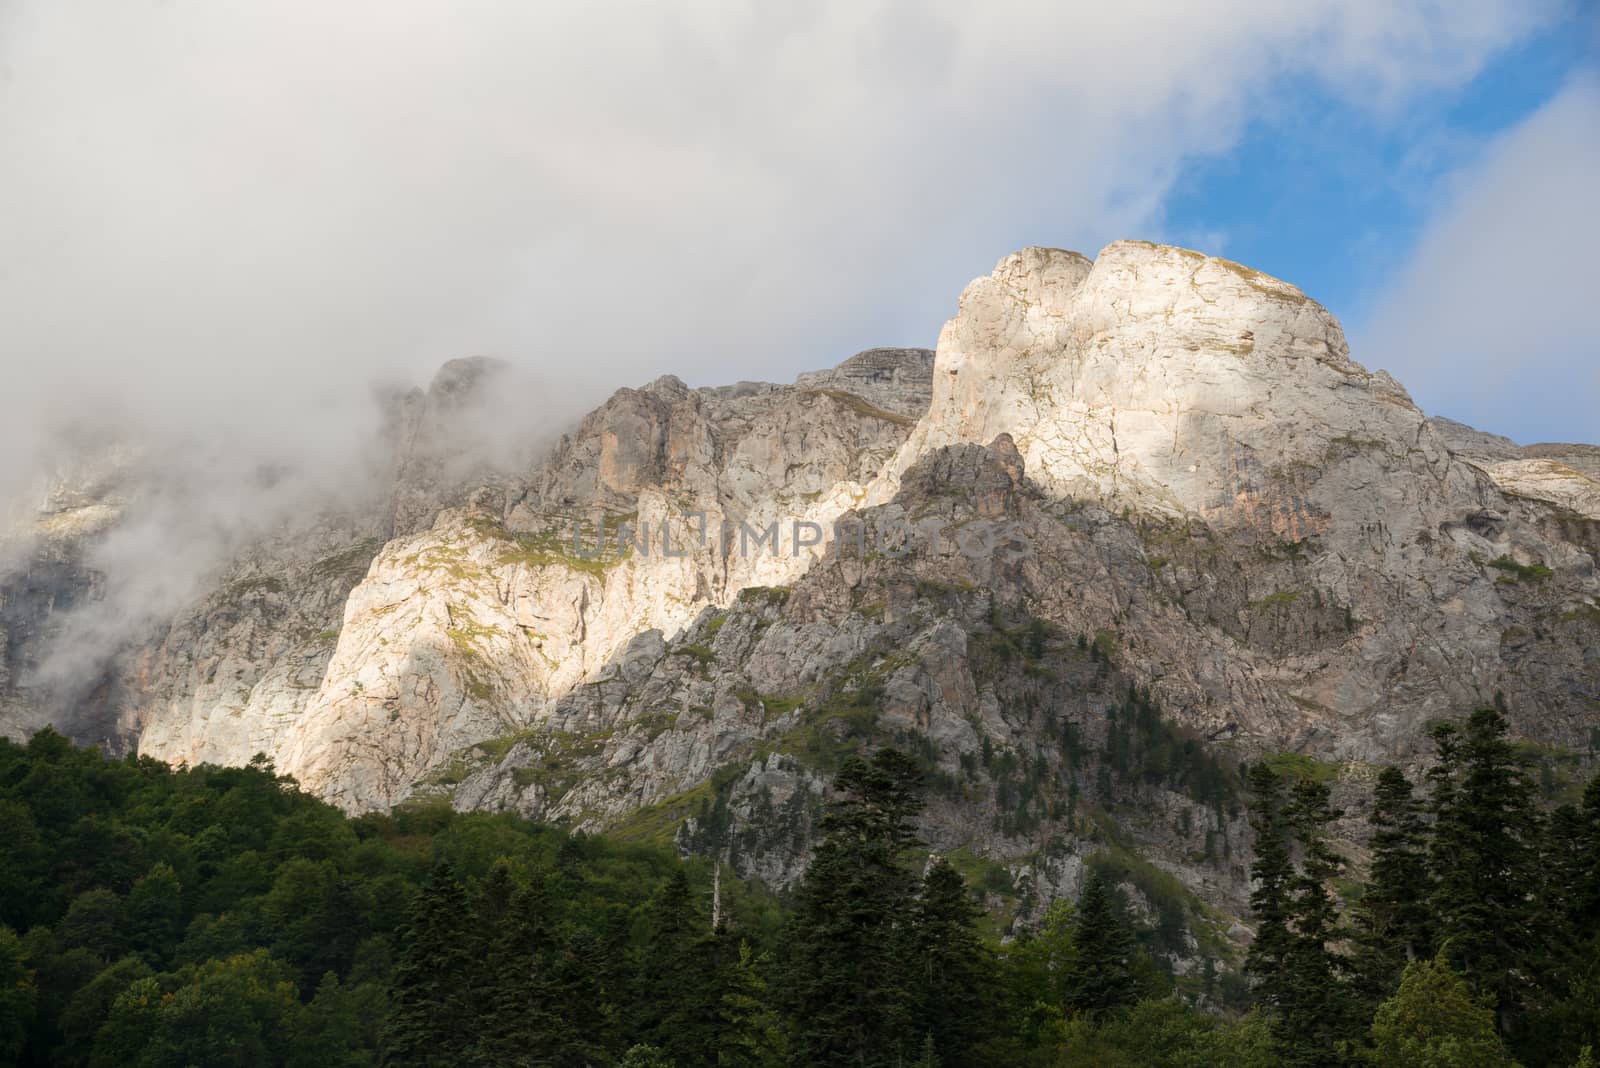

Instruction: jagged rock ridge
[2,241,1596,961]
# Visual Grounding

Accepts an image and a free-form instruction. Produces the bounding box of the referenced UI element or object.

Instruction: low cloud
[1358,75,1600,445]
[1,2,1561,486]
[0,1,1570,692]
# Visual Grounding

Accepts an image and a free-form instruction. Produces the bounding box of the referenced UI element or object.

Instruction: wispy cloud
[0,3,1562,488]
[0,1,1572,702]
[1358,74,1600,445]
[0,0,1572,568]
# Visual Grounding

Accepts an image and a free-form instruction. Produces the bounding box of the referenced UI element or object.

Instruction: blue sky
[1,0,1596,505]
[1158,15,1598,443]
[1165,27,1582,322]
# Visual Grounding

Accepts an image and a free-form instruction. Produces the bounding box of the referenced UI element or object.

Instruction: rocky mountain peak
[794,347,935,418]
[892,240,1432,530]
[861,241,1597,755]
[2,240,1596,940]
[426,354,510,402]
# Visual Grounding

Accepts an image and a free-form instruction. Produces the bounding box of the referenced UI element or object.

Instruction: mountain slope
[2,242,1595,962]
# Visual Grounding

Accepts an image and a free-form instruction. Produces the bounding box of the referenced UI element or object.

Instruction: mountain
[3,240,1595,968]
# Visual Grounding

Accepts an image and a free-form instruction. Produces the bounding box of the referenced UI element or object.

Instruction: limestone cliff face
[890,243,1450,534]
[277,366,926,811]
[2,242,1596,957]
[0,475,123,741]
[418,244,1596,956]
[442,439,1261,949]
[21,356,928,812]
[880,243,1598,758]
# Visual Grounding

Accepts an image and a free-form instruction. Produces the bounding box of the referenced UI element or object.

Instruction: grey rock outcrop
[873,243,1598,760]
[2,246,1595,962]
[793,347,935,419]
[0,348,937,812]
[436,243,1597,942]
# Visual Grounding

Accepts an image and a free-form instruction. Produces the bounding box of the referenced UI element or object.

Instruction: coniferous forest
[1,715,1598,1067]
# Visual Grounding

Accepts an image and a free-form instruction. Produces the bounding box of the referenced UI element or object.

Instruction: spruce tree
[291,972,372,1068]
[302,877,366,993]
[551,926,624,1066]
[471,877,569,1067]
[717,940,785,1068]
[1559,772,1600,940]
[1061,870,1138,1019]
[908,857,994,1065]
[381,864,477,1067]
[636,869,721,1067]
[1366,955,1515,1067]
[1549,802,1592,938]
[1530,769,1600,1065]
[1353,766,1432,1006]
[1244,762,1293,1011]
[476,860,515,931]
[1427,709,1545,1031]
[784,747,924,1066]
[1246,765,1356,1066]
[1278,777,1354,1066]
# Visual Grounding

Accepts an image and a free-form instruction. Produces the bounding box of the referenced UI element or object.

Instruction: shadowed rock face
[279,352,936,812]
[876,243,1598,756]
[889,243,1469,536]
[0,345,939,813]
[794,347,936,419]
[0,556,111,738]
[0,467,128,743]
[1,244,1595,948]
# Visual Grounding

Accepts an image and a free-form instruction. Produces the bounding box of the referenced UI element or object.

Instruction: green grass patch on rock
[1249,590,1303,611]
[736,585,791,608]
[467,514,623,577]
[1257,751,1340,785]
[804,388,916,428]
[1559,603,1600,626]
[1489,555,1554,583]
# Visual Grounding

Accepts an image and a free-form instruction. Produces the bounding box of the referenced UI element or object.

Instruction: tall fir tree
[1061,870,1138,1020]
[1352,766,1432,1007]
[1427,709,1546,1034]
[1549,802,1593,940]
[908,857,994,1066]
[1246,764,1357,1066]
[381,864,476,1067]
[470,875,572,1067]
[1245,762,1294,1012]
[1529,769,1600,1065]
[635,868,723,1067]
[1278,776,1355,1067]
[291,971,377,1068]
[717,940,785,1068]
[475,860,516,931]
[304,877,366,994]
[553,926,625,1066]
[1563,773,1600,940]
[783,747,924,1066]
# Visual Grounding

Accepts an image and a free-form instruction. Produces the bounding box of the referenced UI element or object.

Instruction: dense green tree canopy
[2,724,1597,1067]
